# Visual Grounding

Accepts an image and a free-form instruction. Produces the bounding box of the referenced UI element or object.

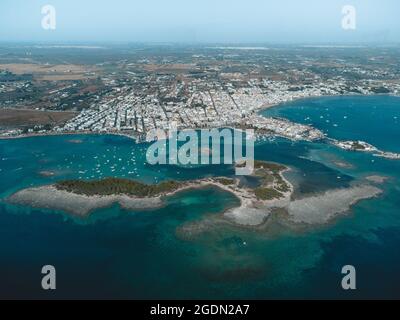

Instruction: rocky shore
[5,161,384,230]
[7,185,165,216]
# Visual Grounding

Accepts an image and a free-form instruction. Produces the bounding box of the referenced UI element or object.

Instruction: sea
[0,95,399,299]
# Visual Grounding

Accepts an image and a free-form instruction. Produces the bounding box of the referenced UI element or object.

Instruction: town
[1,44,399,144]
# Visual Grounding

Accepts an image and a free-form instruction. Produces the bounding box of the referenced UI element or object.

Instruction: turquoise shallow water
[1,95,400,299]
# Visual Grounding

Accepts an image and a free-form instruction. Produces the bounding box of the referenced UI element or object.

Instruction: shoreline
[176,180,384,240]
[5,161,292,219]
[5,180,244,217]
[2,93,399,161]
[6,185,164,217]
[258,93,399,114]
[5,166,385,229]
[0,130,139,141]
[2,93,392,141]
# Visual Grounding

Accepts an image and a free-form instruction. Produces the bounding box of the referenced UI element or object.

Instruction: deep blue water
[1,95,400,299]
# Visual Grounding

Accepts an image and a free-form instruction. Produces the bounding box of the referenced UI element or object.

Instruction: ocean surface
[0,95,400,299]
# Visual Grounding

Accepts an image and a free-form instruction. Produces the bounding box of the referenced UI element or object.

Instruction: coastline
[6,185,165,216]
[4,161,292,218]
[257,93,400,114]
[5,180,245,217]
[1,95,393,230]
[0,92,344,141]
[0,130,139,142]
[0,93,397,139]
[3,94,399,161]
[5,166,385,229]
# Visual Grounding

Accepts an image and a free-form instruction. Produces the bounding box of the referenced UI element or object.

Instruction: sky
[0,0,399,43]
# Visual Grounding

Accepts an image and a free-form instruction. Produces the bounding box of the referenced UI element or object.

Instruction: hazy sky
[0,0,399,43]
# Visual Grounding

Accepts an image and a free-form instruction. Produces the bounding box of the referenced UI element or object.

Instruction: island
[6,161,383,231]
[6,161,291,216]
[330,139,400,160]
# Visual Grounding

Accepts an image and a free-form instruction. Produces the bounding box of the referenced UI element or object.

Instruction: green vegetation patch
[253,160,286,173]
[254,187,283,200]
[215,178,235,186]
[275,182,290,193]
[56,177,183,197]
[351,142,366,150]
